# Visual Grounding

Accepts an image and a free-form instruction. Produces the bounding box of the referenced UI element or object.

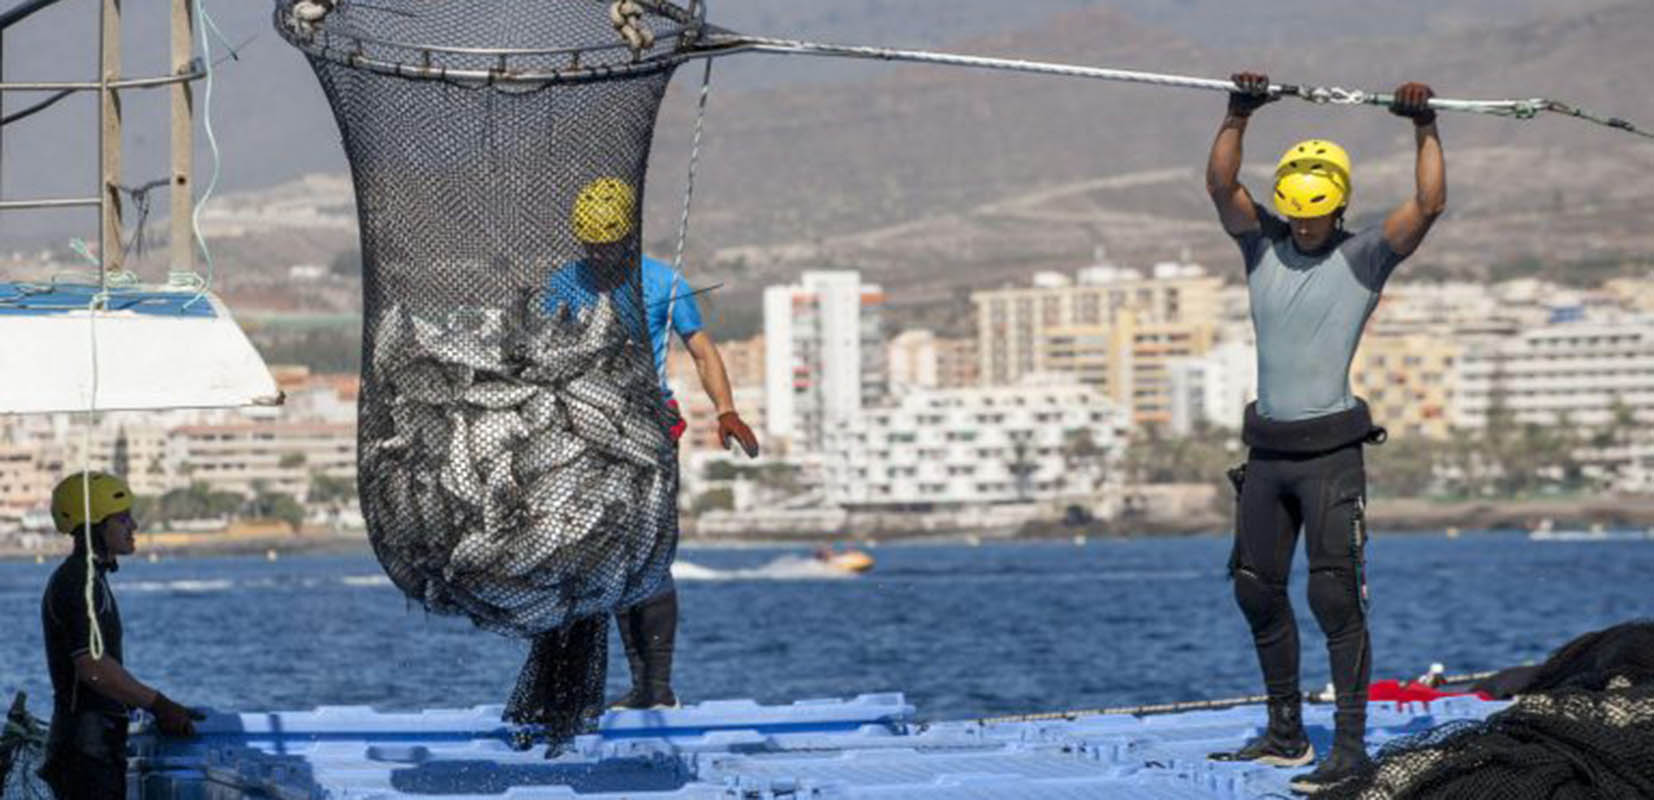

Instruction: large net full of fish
[1323,620,1654,800]
[276,0,701,740]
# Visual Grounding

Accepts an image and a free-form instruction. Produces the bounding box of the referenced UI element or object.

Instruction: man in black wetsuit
[38,472,202,799]
[1204,73,1446,795]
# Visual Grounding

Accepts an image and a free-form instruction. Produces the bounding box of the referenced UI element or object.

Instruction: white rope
[80,292,107,662]
[182,0,224,309]
[659,56,714,390]
[693,34,1654,139]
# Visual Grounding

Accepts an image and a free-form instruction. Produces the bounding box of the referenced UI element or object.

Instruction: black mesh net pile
[1324,620,1654,800]
[275,0,703,743]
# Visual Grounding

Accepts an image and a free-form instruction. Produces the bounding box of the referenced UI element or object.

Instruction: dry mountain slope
[640,1,1654,315]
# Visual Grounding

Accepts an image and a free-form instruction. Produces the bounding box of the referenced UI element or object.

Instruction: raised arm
[1207,72,1276,236]
[1382,82,1447,258]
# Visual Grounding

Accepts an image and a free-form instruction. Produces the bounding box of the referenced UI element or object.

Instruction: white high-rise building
[764,271,886,453]
[821,375,1128,509]
[1453,318,1654,429]
[1167,340,1256,435]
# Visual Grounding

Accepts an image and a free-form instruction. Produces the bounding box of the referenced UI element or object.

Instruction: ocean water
[2,533,1650,723]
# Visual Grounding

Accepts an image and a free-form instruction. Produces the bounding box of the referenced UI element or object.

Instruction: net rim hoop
[276,0,710,86]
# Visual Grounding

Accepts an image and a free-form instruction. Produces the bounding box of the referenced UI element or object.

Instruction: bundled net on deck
[275,0,706,741]
[1324,621,1654,800]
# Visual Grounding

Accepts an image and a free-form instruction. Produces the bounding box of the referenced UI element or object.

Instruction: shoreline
[3,495,1651,562]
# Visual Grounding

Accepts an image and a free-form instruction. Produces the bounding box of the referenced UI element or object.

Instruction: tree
[307,472,357,505]
[1367,436,1439,498]
[247,488,306,534]
[278,452,307,469]
[690,488,733,515]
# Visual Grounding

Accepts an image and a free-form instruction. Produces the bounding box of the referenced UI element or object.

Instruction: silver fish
[520,390,566,430]
[467,408,529,467]
[395,362,458,405]
[370,306,414,376]
[463,382,537,409]
[515,429,587,483]
[439,411,482,503]
[565,396,623,452]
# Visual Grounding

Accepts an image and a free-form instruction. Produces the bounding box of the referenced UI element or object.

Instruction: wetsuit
[545,255,703,704]
[1230,208,1404,742]
[38,542,127,799]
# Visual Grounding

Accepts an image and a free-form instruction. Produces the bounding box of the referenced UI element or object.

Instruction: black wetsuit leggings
[1231,443,1372,735]
[616,578,677,696]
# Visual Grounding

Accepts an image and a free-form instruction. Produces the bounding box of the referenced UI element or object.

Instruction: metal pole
[169,0,192,274]
[98,0,121,277]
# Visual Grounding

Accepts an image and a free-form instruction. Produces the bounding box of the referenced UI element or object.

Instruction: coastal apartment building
[887,329,978,394]
[169,423,357,499]
[820,376,1129,509]
[1350,332,1462,440]
[1167,340,1256,435]
[1452,318,1654,430]
[763,271,887,453]
[971,261,1221,426]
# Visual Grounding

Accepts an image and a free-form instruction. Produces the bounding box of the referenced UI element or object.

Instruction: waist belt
[1243,399,1387,455]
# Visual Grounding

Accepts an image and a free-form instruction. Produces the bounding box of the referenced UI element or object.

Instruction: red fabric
[666,399,687,442]
[1366,679,1493,704]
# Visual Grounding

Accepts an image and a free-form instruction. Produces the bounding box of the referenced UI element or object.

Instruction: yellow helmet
[51,471,134,534]
[1273,139,1352,219]
[571,177,636,245]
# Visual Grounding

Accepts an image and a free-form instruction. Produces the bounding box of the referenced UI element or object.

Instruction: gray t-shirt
[1237,209,1406,421]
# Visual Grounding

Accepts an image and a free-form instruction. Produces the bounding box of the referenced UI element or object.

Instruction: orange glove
[717,412,760,457]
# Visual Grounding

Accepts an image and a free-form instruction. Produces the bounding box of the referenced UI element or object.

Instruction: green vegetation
[691,488,734,514]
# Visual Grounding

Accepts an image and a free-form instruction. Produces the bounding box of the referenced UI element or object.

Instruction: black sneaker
[1289,744,1374,795]
[1209,694,1314,767]
[1209,728,1314,767]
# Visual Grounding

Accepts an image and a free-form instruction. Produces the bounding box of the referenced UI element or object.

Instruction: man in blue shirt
[551,177,760,709]
[1204,74,1446,794]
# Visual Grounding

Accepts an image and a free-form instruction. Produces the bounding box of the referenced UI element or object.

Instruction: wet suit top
[1237,209,1407,422]
[41,552,125,718]
[543,255,704,401]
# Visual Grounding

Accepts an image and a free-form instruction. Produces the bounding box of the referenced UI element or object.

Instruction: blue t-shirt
[543,255,704,399]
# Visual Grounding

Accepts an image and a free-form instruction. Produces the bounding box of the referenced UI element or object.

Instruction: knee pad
[1308,567,1365,638]
[1234,567,1290,633]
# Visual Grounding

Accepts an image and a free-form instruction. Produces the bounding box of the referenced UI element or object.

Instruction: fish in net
[1321,620,1654,799]
[275,0,707,743]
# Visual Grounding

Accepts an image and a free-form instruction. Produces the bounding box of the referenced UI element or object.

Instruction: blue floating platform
[132,694,1505,799]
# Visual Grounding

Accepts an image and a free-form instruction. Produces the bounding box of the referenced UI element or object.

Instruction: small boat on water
[1527,519,1652,542]
[815,544,875,573]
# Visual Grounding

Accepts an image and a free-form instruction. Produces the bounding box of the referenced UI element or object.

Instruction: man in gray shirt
[1204,72,1446,795]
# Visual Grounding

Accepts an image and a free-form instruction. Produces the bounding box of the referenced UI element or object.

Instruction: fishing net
[275,0,707,741]
[1323,621,1654,800]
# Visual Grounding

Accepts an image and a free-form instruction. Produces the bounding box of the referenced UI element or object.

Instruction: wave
[117,578,235,593]
[672,555,860,582]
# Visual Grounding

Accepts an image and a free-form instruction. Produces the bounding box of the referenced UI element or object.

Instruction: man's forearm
[1413,123,1447,217]
[693,347,737,415]
[77,657,158,709]
[1206,116,1248,195]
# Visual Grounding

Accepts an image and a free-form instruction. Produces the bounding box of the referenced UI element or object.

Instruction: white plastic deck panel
[0,282,281,414]
[133,692,1506,799]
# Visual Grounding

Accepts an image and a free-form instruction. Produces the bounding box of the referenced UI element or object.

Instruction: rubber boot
[608,591,679,710]
[1208,693,1314,767]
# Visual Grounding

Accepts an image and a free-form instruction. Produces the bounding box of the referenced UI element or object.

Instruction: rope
[79,290,107,662]
[181,0,224,307]
[609,0,655,57]
[974,671,1508,725]
[658,57,714,390]
[689,34,1654,140]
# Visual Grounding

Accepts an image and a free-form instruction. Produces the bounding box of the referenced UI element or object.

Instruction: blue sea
[2,533,1650,723]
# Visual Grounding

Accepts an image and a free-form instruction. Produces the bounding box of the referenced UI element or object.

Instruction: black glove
[1228,72,1277,118]
[717,412,760,458]
[148,692,203,737]
[1389,82,1437,125]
